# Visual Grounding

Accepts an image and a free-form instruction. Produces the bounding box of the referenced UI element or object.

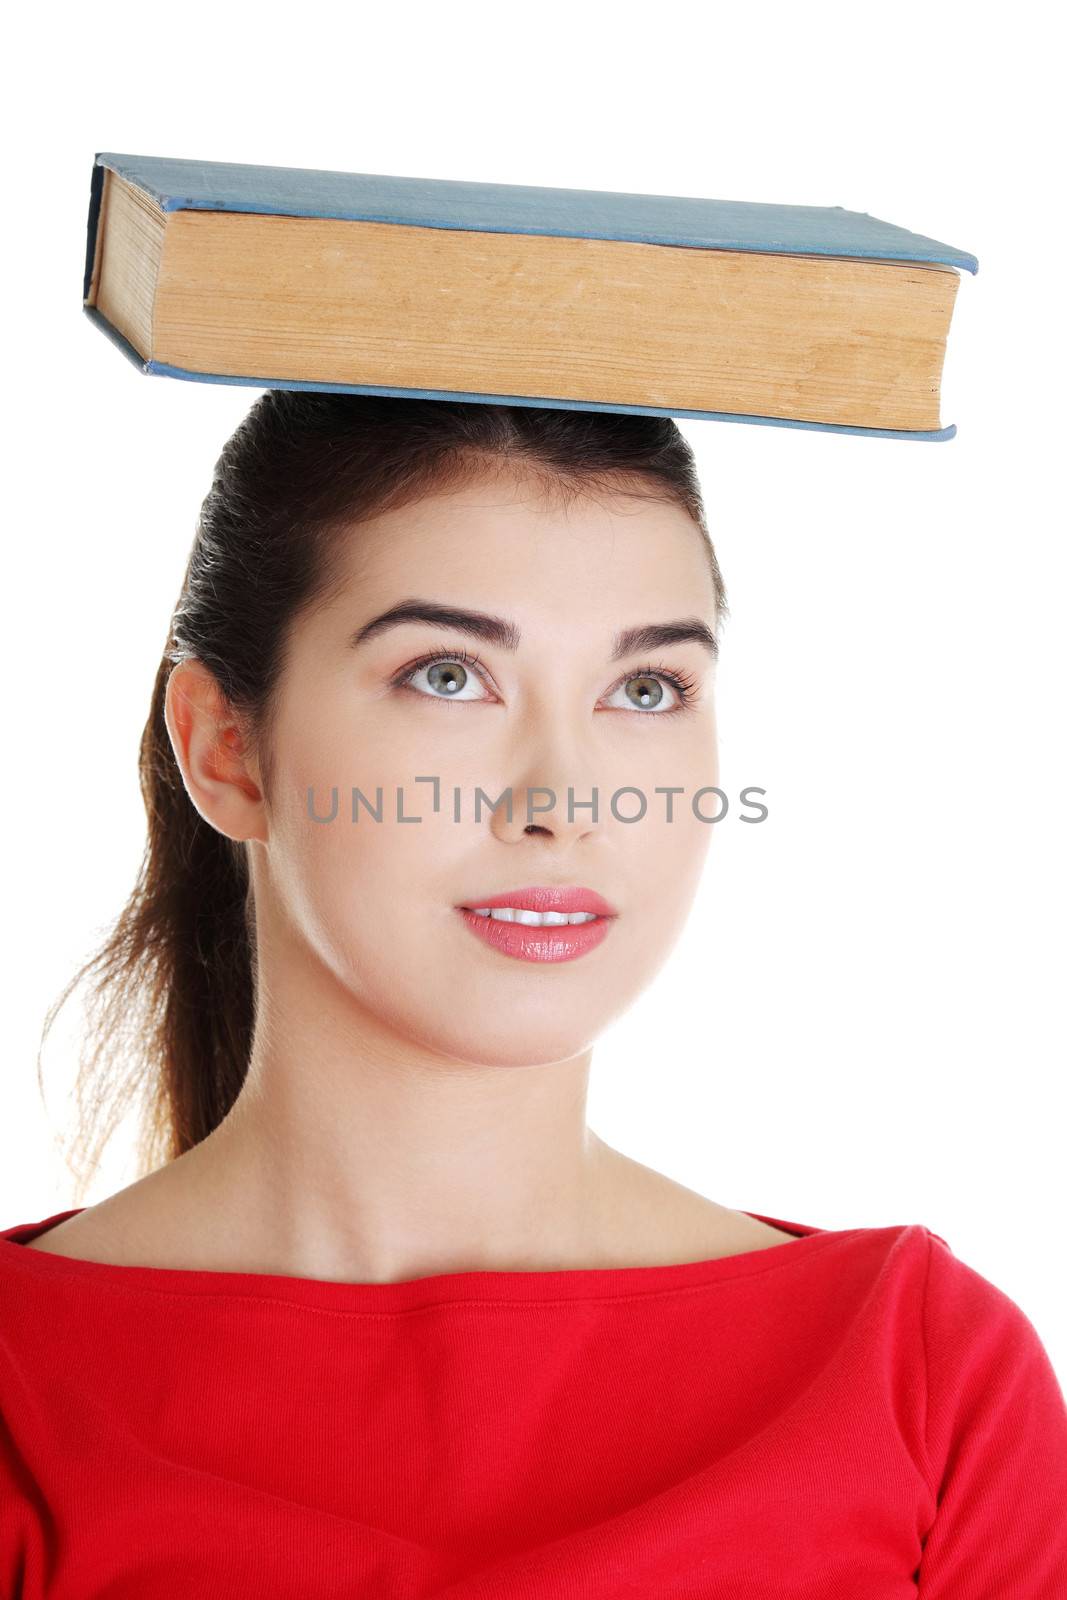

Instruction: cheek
[271,783,461,975]
[631,804,712,919]
[622,727,717,852]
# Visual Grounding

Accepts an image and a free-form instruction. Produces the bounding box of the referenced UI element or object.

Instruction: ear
[164,659,267,845]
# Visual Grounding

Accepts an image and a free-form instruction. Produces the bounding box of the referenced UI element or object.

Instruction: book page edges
[151,209,956,430]
[78,315,957,440]
[86,168,166,360]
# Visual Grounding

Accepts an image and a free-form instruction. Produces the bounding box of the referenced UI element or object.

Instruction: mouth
[455,885,618,963]
[457,885,618,919]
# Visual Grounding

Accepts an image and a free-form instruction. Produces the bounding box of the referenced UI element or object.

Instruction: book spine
[83,157,106,303]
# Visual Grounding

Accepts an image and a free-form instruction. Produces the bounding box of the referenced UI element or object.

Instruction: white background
[3,3,1064,1374]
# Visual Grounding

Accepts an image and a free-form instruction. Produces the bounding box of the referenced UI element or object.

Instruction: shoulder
[6,1169,193,1269]
[913,1227,1067,1589]
[12,1200,135,1265]
[918,1224,1067,1480]
[919,1225,1053,1350]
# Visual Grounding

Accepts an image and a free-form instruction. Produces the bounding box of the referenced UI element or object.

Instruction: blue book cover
[84,151,979,443]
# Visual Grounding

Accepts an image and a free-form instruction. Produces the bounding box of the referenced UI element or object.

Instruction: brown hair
[37,391,727,1203]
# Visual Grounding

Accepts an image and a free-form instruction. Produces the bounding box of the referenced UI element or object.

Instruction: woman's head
[41,393,727,1198]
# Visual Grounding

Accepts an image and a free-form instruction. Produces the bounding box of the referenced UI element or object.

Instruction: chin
[406,1000,609,1071]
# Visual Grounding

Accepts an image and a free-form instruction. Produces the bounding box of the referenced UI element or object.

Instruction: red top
[1,1205,1065,1598]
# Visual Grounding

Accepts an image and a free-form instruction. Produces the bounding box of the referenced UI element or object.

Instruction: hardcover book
[83,151,978,441]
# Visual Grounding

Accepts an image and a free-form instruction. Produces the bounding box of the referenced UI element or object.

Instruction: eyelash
[390,647,700,713]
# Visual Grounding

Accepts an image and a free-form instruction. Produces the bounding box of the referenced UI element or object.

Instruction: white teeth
[468,907,599,925]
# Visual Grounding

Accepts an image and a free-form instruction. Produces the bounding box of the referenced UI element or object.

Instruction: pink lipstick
[455,885,618,964]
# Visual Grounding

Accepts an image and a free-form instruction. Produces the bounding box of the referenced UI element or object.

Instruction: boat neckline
[0,1206,873,1307]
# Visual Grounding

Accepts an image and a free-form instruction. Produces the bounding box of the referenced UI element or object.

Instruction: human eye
[601,662,701,715]
[390,647,496,705]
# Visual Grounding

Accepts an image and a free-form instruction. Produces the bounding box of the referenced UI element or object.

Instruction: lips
[457,885,618,917]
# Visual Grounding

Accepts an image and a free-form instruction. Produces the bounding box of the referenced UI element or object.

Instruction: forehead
[330,469,716,625]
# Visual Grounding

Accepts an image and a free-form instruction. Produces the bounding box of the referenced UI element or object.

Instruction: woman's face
[258,466,721,1067]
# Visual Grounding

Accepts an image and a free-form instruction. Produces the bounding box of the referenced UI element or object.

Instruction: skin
[29,464,798,1281]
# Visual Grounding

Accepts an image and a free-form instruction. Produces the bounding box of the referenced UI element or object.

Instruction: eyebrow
[349,599,718,661]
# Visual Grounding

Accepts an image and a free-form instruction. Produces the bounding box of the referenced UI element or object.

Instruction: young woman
[2,393,1065,1596]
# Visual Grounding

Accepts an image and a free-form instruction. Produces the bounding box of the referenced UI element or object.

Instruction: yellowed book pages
[89,167,960,433]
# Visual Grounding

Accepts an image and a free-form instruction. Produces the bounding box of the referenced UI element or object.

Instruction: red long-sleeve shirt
[2,1205,1065,1597]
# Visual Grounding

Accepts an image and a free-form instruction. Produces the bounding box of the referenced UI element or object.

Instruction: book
[82,151,978,442]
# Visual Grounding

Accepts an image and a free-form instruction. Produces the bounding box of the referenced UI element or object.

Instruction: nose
[489,717,602,845]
